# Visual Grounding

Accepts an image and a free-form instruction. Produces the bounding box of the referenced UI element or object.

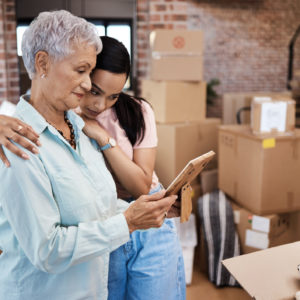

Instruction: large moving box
[222,91,293,125]
[149,30,203,81]
[251,97,295,135]
[219,125,300,214]
[156,118,220,187]
[141,80,206,123]
[231,201,300,254]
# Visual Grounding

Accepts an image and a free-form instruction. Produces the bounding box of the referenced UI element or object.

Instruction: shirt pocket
[52,172,99,223]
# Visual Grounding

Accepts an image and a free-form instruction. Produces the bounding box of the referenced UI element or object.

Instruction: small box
[222,91,293,125]
[251,97,296,135]
[149,30,203,81]
[231,201,299,254]
[156,118,220,187]
[141,80,206,123]
[219,125,300,214]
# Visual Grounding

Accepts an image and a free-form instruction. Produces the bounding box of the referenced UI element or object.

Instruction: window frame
[87,18,133,91]
[16,17,134,91]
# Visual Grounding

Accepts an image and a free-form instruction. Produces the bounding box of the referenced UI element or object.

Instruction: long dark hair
[94,36,146,146]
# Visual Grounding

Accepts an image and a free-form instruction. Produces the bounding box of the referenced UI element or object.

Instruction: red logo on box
[172,36,185,49]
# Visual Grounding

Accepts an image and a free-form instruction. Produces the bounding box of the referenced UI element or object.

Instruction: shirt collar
[16,95,85,135]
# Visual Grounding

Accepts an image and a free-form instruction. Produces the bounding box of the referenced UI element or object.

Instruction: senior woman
[0,10,176,300]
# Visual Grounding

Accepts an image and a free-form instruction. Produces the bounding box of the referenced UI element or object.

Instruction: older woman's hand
[123,190,177,233]
[0,115,41,167]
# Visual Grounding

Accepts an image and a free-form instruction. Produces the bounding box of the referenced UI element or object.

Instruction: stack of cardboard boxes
[141,29,220,191]
[219,95,300,254]
[141,29,221,284]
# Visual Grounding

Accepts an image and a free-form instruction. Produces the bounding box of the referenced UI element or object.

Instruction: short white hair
[22,10,102,79]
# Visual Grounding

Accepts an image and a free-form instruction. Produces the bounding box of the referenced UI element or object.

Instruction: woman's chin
[82,112,97,120]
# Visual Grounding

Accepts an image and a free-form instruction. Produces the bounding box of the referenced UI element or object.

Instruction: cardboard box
[219,125,300,214]
[222,91,293,125]
[149,30,203,81]
[251,97,296,135]
[156,118,221,187]
[223,242,300,300]
[141,80,206,123]
[231,201,299,254]
[200,169,218,195]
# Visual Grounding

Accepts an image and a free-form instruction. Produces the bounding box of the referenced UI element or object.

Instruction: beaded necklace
[49,112,76,149]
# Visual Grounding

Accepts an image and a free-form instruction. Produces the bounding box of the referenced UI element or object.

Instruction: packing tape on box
[152,51,202,59]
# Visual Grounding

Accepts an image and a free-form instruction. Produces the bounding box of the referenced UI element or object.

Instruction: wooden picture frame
[166,151,215,222]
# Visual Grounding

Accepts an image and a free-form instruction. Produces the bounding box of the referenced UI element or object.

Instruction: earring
[41,74,46,79]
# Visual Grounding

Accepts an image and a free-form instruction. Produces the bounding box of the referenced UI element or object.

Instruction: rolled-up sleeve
[0,149,130,274]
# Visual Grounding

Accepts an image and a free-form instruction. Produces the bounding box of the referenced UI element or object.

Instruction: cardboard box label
[173,35,185,49]
[262,138,276,149]
[245,229,269,249]
[252,215,270,233]
[260,101,288,132]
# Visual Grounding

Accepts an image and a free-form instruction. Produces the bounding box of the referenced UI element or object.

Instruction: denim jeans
[108,184,186,300]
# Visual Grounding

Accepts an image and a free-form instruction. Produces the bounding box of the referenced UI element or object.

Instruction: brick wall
[0,0,19,104]
[136,0,189,94]
[136,0,300,95]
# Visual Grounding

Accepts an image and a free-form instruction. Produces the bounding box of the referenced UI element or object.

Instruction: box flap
[222,242,300,299]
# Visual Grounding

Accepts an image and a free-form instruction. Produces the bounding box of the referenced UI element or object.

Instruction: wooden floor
[186,269,251,300]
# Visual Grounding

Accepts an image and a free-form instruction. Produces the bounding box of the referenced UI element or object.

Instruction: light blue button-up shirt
[0,96,130,300]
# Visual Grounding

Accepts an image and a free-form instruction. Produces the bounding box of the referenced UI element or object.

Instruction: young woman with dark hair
[0,36,186,300]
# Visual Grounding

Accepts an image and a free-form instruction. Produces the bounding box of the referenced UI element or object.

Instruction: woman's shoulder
[133,97,154,116]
